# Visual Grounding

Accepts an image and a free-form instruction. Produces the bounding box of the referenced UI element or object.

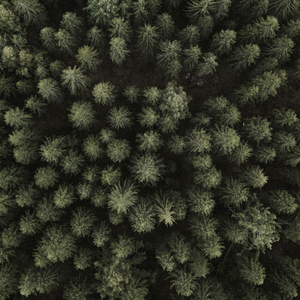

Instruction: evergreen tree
[133,0,148,25]
[271,269,298,299]
[183,45,202,72]
[268,0,300,20]
[106,138,131,163]
[169,234,191,264]
[178,25,200,48]
[108,180,138,214]
[186,187,215,215]
[61,149,84,176]
[129,198,156,233]
[61,66,90,95]
[194,166,222,189]
[137,24,159,56]
[210,29,236,55]
[211,125,240,155]
[196,52,218,77]
[60,12,84,37]
[186,0,217,23]
[53,184,75,208]
[25,95,47,116]
[40,27,57,52]
[123,85,141,103]
[235,0,268,21]
[233,84,259,106]
[228,141,252,165]
[107,106,133,129]
[136,131,163,152]
[35,195,64,223]
[237,256,266,285]
[264,36,294,63]
[243,116,272,144]
[137,106,159,128]
[243,165,268,189]
[76,45,101,72]
[54,29,76,54]
[272,131,296,153]
[109,37,129,66]
[68,101,96,130]
[4,107,32,129]
[167,134,186,154]
[268,189,298,214]
[270,107,298,128]
[92,221,111,247]
[38,78,64,103]
[70,207,96,238]
[157,40,181,70]
[284,146,300,167]
[93,81,116,105]
[101,165,122,186]
[0,263,18,299]
[87,26,106,51]
[156,248,176,272]
[63,276,94,300]
[154,192,176,227]
[36,224,76,263]
[228,44,260,73]
[155,13,175,40]
[254,146,277,164]
[19,210,40,235]
[282,19,300,38]
[40,136,66,165]
[34,166,59,190]
[109,17,132,42]
[186,128,212,153]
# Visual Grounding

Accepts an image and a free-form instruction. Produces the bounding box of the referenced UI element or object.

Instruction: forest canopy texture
[1,0,300,299]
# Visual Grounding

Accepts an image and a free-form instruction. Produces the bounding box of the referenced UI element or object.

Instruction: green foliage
[183,45,202,72]
[109,37,129,66]
[101,165,122,186]
[107,106,133,129]
[34,166,59,190]
[137,24,159,56]
[82,134,104,161]
[0,263,18,299]
[61,66,90,95]
[186,128,211,153]
[54,29,76,54]
[60,12,83,37]
[38,78,64,103]
[93,81,116,105]
[130,153,165,186]
[154,192,176,227]
[92,221,111,247]
[40,136,66,165]
[243,165,268,188]
[282,19,300,38]
[196,52,218,77]
[157,40,181,70]
[178,25,200,47]
[40,27,57,52]
[53,184,75,208]
[271,107,298,128]
[268,189,298,214]
[25,95,47,116]
[19,210,40,235]
[129,198,156,233]
[268,0,300,20]
[133,0,148,24]
[273,131,296,153]
[169,233,191,264]
[156,13,175,40]
[265,36,294,63]
[136,131,163,152]
[228,141,252,165]
[61,149,84,175]
[109,17,132,43]
[123,85,141,103]
[69,101,96,130]
[36,224,76,263]
[156,248,176,272]
[87,26,106,50]
[254,146,277,164]
[186,187,215,215]
[194,165,222,189]
[167,134,186,154]
[76,45,101,72]
[243,116,272,144]
[238,256,266,285]
[1,223,23,249]
[108,180,138,214]
[107,138,131,163]
[63,276,94,300]
[210,29,236,55]
[186,0,217,23]
[70,207,96,237]
[4,107,32,129]
[271,269,298,299]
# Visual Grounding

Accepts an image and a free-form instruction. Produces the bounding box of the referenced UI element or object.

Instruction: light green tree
[34,166,59,190]
[93,82,116,105]
[194,166,222,189]
[109,37,129,66]
[76,45,101,72]
[60,149,84,176]
[243,116,272,144]
[53,184,75,208]
[243,165,268,189]
[268,0,300,20]
[87,26,106,51]
[157,40,181,70]
[254,146,277,164]
[19,210,40,235]
[61,66,90,95]
[137,107,159,128]
[70,207,96,238]
[25,96,47,116]
[92,222,111,247]
[4,107,32,129]
[40,136,66,165]
[196,52,218,77]
[38,78,64,103]
[270,108,298,128]
[154,192,176,227]
[238,256,266,285]
[228,141,252,165]
[106,138,131,163]
[186,187,215,215]
[60,12,83,36]
[68,101,96,130]
[109,17,132,43]
[186,128,211,153]
[136,131,163,152]
[82,134,105,161]
[268,189,298,214]
[183,45,202,72]
[54,29,76,54]
[40,27,57,51]
[107,106,133,129]
[133,0,148,24]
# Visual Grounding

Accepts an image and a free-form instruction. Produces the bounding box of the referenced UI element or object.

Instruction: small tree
[19,210,40,235]
[54,29,76,54]
[108,180,138,215]
[155,13,175,40]
[53,184,75,208]
[109,37,129,66]
[136,131,163,152]
[34,166,59,190]
[157,40,181,70]
[76,45,101,72]
[243,165,268,189]
[107,106,133,129]
[194,166,222,189]
[186,128,212,153]
[228,141,252,165]
[92,222,111,247]
[186,0,217,23]
[178,25,200,47]
[38,78,64,103]
[210,29,236,55]
[61,150,84,176]
[25,96,47,116]
[268,189,298,214]
[61,66,90,95]
[70,207,96,238]
[40,27,57,51]
[268,0,300,20]
[270,107,298,128]
[196,52,218,77]
[93,82,116,105]
[186,187,215,215]
[109,17,132,42]
[106,138,131,163]
[254,146,277,164]
[68,101,96,130]
[243,116,272,144]
[137,24,159,56]
[133,0,148,24]
[123,85,141,103]
[4,107,32,129]
[40,136,66,165]
[87,26,106,51]
[183,45,202,72]
[60,12,84,37]
[238,256,266,285]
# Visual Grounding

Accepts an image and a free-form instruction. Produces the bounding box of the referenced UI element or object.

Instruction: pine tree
[1,223,23,249]
[186,128,212,153]
[136,24,159,56]
[19,210,40,235]
[186,0,217,23]
[0,76,16,99]
[4,107,32,129]
[61,66,90,95]
[194,166,222,189]
[106,138,131,163]
[228,141,252,165]
[92,222,111,247]
[0,263,19,299]
[107,106,133,129]
[93,81,116,105]
[70,207,96,238]
[109,17,132,43]
[211,125,240,155]
[264,36,294,63]
[101,165,121,186]
[76,45,101,72]
[169,234,191,264]
[215,0,231,19]
[186,187,215,215]
[68,101,96,130]
[183,45,202,72]
[228,44,260,73]
[254,146,277,164]
[34,166,59,190]
[13,0,47,26]
[136,131,163,152]
[282,19,300,38]
[61,149,84,175]
[155,13,175,40]
[268,0,300,20]
[210,29,236,55]
[123,85,141,103]
[233,84,259,106]
[196,52,218,77]
[157,40,181,70]
[133,0,148,25]
[273,131,296,153]
[137,106,159,128]
[167,134,186,154]
[243,116,273,144]
[40,27,57,52]
[268,189,298,214]
[154,192,176,227]
[156,248,176,272]
[13,142,39,165]
[271,269,298,299]
[243,165,268,189]
[35,195,64,223]
[36,224,76,263]
[108,180,138,214]
[109,37,130,66]
[87,26,106,51]
[178,25,200,48]
[129,198,156,233]
[54,29,76,54]
[284,146,300,167]
[100,128,116,144]
[38,78,64,103]
[237,256,266,285]
[25,95,47,116]
[53,184,75,208]
[60,12,84,37]
[40,136,66,165]
[270,107,298,128]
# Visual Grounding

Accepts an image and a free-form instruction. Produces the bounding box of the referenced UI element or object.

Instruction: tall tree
[93,81,116,105]
[60,12,84,37]
[109,37,130,66]
[54,29,76,54]
[76,45,101,72]
[107,106,133,129]
[109,17,132,43]
[210,29,236,55]
[38,78,64,103]
[136,24,159,56]
[68,101,96,130]
[155,13,175,40]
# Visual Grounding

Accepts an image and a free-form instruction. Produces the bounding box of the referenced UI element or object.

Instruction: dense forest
[1,0,300,299]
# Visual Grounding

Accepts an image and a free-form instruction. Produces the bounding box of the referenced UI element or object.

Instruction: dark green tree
[268,0,300,20]
[243,116,272,144]
[155,13,175,40]
[60,150,84,176]
[40,27,57,52]
[109,37,129,66]
[70,207,96,238]
[34,166,59,190]
[210,29,236,55]
[60,12,84,37]
[254,146,277,164]
[136,24,159,56]
[264,36,294,63]
[4,107,32,129]
[243,165,268,188]
[186,0,217,23]
[272,131,296,153]
[178,25,200,47]
[53,184,75,208]
[109,17,132,43]
[186,187,215,215]
[133,0,148,24]
[38,78,64,103]
[107,106,133,129]
[54,29,76,54]
[268,189,298,214]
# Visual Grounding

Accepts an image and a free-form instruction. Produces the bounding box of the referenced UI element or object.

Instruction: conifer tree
[243,116,272,144]
[273,131,296,153]
[40,27,57,52]
[137,106,159,128]
[186,187,215,215]
[123,85,141,103]
[254,146,277,164]
[183,45,202,72]
[76,45,101,72]
[268,189,298,214]
[270,107,298,128]
[38,78,64,103]
[178,25,200,48]
[68,101,96,130]
[54,29,76,54]
[106,138,131,163]
[93,81,116,106]
[194,166,222,189]
[228,141,252,165]
[4,107,32,129]
[61,66,90,95]
[109,17,132,43]
[133,0,148,25]
[92,221,111,247]
[154,192,176,227]
[107,106,133,129]
[136,131,163,152]
[196,52,218,77]
[63,276,94,300]
[186,128,212,153]
[60,12,84,37]
[61,149,84,176]
[137,24,159,56]
[70,207,96,238]
[34,166,59,190]
[25,95,47,116]
[186,0,217,23]
[268,0,300,20]
[19,210,40,235]
[264,36,294,63]
[157,40,181,70]
[87,26,106,51]
[155,13,175,40]
[210,29,236,55]
[53,184,75,208]
[109,37,129,66]
[243,165,268,189]
[282,19,300,38]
